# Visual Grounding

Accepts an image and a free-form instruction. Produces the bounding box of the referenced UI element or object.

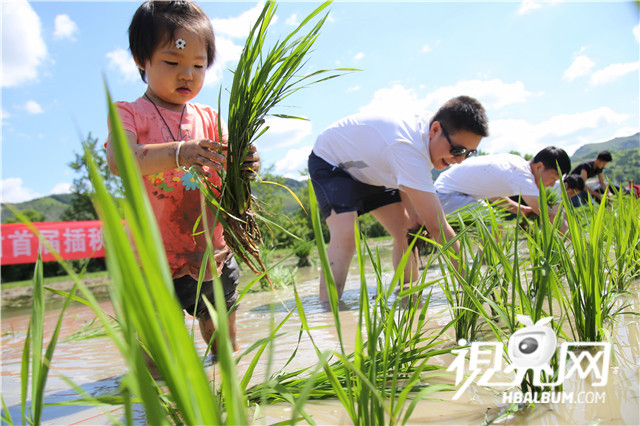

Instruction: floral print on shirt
[146,170,199,192]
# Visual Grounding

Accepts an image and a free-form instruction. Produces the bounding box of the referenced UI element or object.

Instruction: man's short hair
[597,151,612,162]
[564,174,585,191]
[532,146,571,175]
[430,96,490,137]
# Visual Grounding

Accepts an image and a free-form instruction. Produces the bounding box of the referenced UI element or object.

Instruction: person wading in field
[308,96,489,302]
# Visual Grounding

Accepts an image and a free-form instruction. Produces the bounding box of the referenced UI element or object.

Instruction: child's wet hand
[241,144,261,180]
[179,139,226,172]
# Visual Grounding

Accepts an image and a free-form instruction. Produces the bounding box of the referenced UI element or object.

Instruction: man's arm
[581,169,601,199]
[401,186,460,267]
[487,197,534,216]
[521,194,568,234]
[597,172,608,193]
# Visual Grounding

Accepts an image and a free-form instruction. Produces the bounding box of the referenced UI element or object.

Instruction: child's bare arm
[106,130,225,176]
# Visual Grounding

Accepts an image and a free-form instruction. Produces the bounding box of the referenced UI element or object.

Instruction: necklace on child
[144,93,186,142]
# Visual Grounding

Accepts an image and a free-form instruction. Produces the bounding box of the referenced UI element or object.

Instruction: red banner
[1,221,104,265]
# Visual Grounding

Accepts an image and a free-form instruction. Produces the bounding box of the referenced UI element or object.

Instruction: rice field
[2,2,639,424]
[2,117,638,424]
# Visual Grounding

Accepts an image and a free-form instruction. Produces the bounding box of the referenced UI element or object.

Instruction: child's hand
[179,139,225,172]
[241,144,261,180]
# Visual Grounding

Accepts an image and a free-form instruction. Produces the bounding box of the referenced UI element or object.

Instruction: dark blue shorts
[173,257,240,319]
[308,151,401,219]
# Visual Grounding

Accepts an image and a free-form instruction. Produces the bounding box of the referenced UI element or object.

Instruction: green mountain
[1,193,73,224]
[1,178,309,224]
[5,131,638,225]
[569,132,640,185]
[571,132,639,164]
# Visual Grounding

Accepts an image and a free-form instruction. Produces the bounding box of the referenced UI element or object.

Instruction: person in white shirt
[308,96,489,302]
[434,146,571,232]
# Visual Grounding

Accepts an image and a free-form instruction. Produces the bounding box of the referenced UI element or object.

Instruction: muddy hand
[178,139,226,173]
[241,144,261,180]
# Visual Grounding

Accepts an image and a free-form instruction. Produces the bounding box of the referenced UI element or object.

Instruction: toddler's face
[141,28,208,110]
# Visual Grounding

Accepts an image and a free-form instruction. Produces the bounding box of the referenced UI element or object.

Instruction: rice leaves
[197,1,356,277]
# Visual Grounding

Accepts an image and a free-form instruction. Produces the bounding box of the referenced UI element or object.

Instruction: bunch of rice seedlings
[554,187,631,342]
[197,1,354,277]
[78,90,248,424]
[605,189,640,290]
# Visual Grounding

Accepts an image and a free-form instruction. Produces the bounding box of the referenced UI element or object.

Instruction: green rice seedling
[243,183,453,424]
[554,186,629,342]
[0,206,127,425]
[74,88,249,424]
[307,182,452,424]
[605,188,640,291]
[196,1,356,278]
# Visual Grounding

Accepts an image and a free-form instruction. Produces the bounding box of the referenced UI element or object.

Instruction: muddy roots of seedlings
[224,207,272,287]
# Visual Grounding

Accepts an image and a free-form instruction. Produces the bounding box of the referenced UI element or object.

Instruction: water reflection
[1,251,638,425]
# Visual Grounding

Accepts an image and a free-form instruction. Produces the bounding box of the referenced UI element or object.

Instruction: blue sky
[2,0,639,204]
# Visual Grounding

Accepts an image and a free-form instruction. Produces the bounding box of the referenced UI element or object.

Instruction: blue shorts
[308,151,401,219]
[173,257,240,319]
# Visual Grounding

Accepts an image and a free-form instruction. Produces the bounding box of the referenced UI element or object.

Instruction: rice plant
[554,186,635,342]
[196,1,355,277]
[605,188,640,291]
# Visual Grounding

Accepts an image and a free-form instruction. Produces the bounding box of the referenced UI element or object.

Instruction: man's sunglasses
[440,124,477,158]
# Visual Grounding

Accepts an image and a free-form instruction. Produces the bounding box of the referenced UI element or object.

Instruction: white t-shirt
[313,112,435,193]
[434,153,538,199]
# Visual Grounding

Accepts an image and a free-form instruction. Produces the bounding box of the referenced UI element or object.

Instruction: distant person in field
[433,146,572,233]
[308,95,489,302]
[563,174,585,199]
[569,150,612,206]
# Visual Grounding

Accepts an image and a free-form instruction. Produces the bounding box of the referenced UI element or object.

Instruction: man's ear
[429,121,440,139]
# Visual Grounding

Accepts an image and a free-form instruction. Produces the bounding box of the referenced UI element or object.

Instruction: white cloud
[346,85,360,93]
[483,107,628,155]
[23,101,43,114]
[211,3,268,39]
[274,145,313,178]
[425,79,537,110]
[285,13,300,26]
[614,126,640,138]
[53,14,78,40]
[353,52,365,61]
[563,54,595,81]
[205,4,270,86]
[1,0,47,87]
[359,84,431,117]
[421,43,431,53]
[1,178,42,203]
[1,108,10,125]
[518,0,542,15]
[50,182,72,195]
[205,36,244,86]
[589,62,640,86]
[260,117,313,151]
[518,0,562,15]
[634,23,640,43]
[106,48,140,83]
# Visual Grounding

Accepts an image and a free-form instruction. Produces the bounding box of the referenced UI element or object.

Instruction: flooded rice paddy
[1,245,638,425]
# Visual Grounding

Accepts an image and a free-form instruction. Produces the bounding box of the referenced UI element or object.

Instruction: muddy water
[1,246,638,425]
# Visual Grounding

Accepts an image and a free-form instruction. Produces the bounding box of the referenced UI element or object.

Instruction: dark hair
[129,0,215,82]
[597,151,612,162]
[564,174,585,191]
[430,96,489,137]
[532,146,571,175]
